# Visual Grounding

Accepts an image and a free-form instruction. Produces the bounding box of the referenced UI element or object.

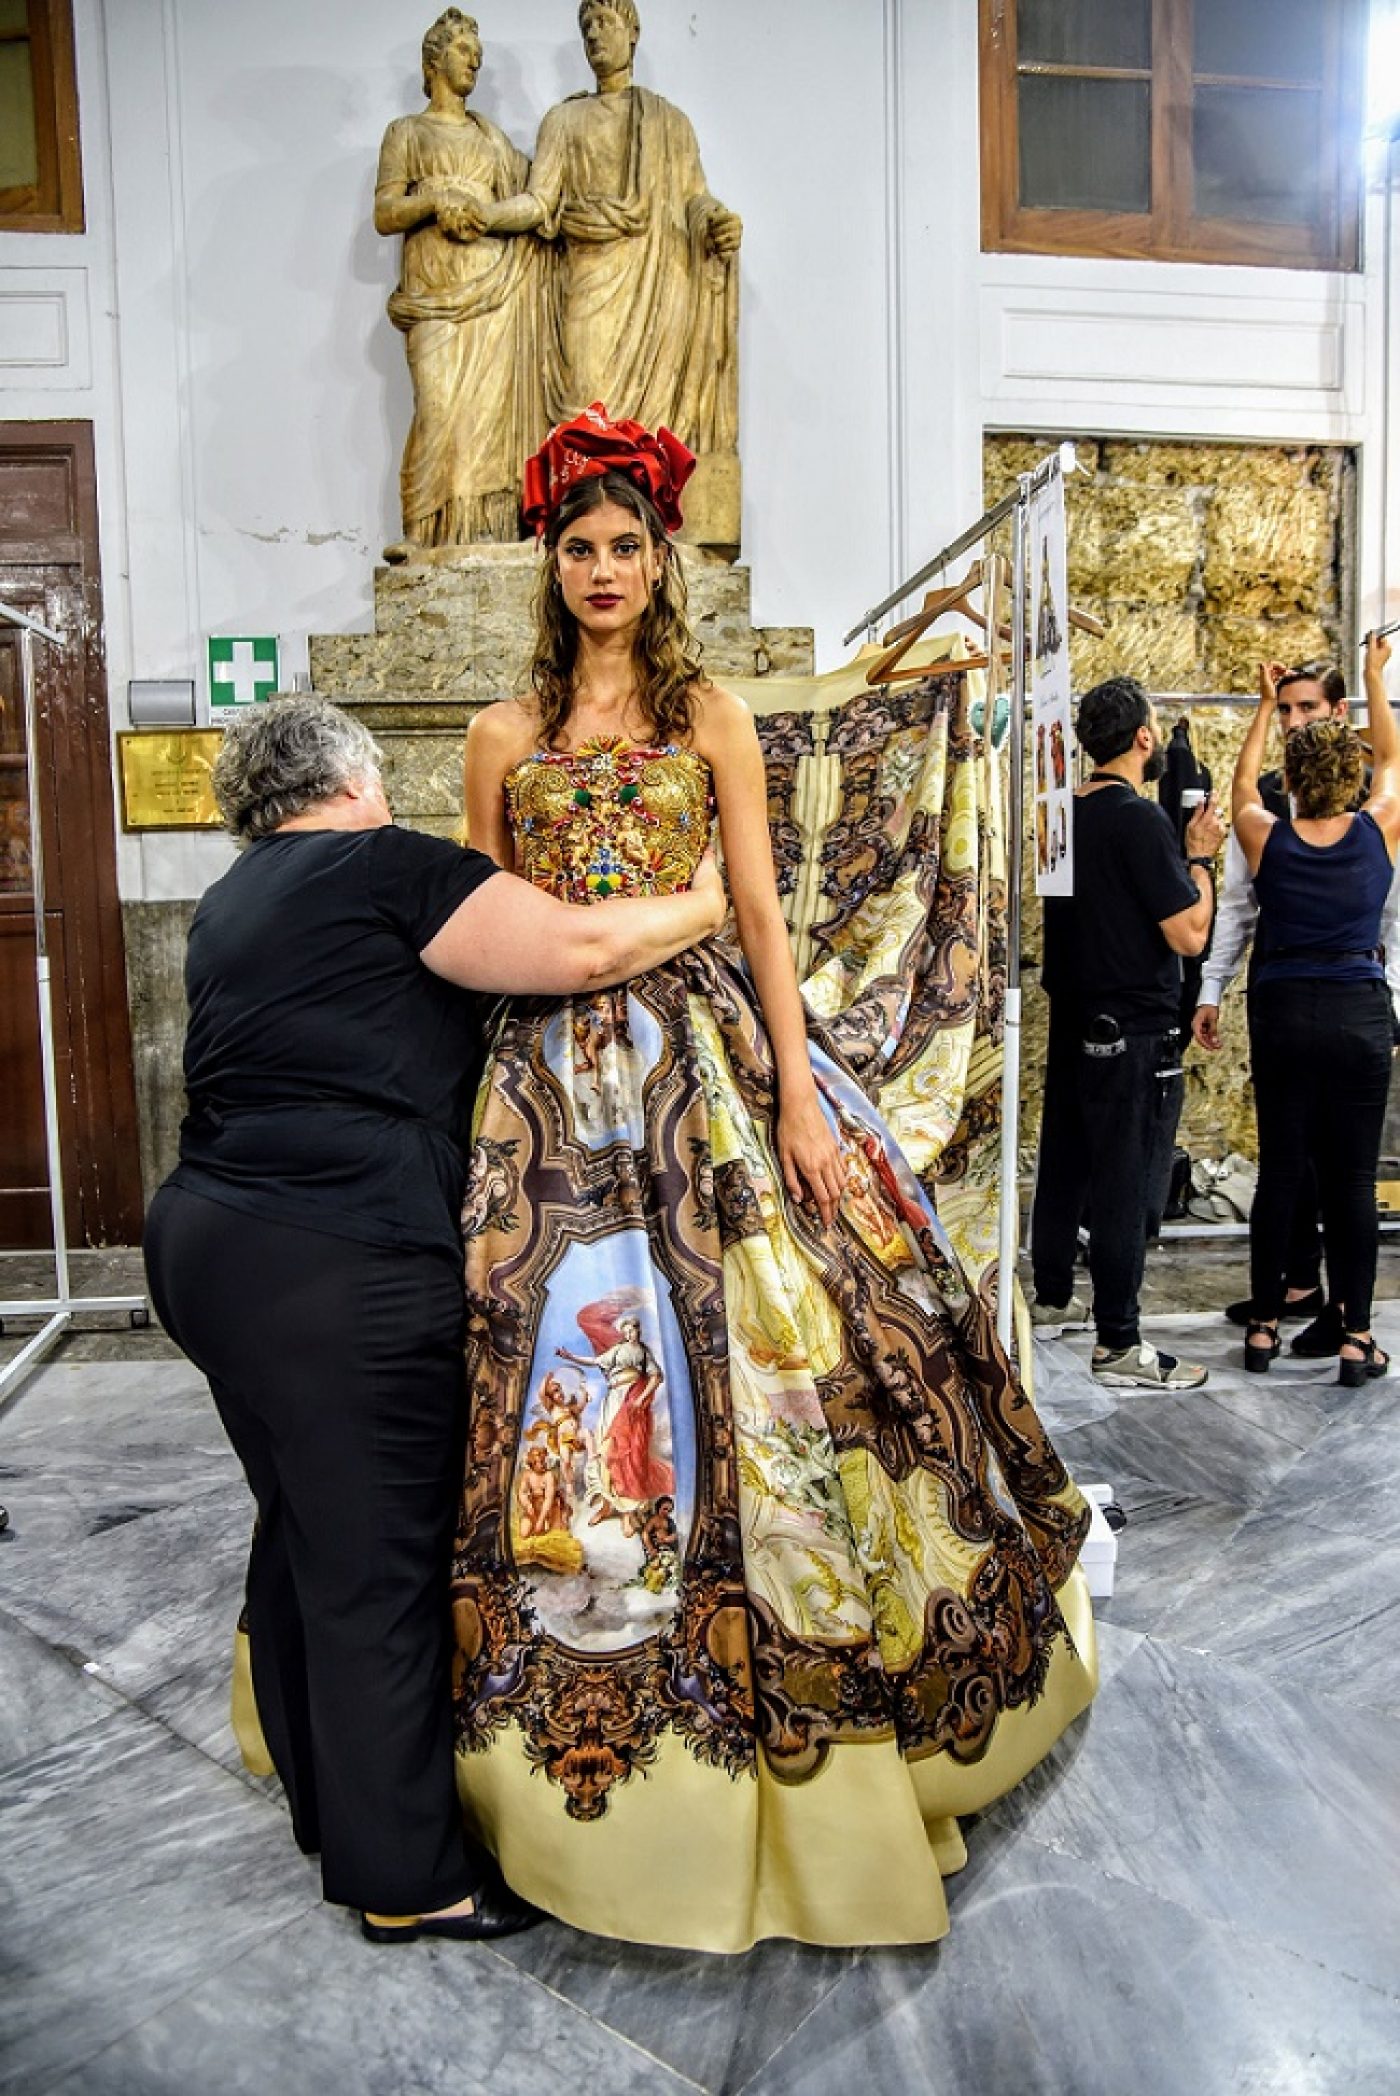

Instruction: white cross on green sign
[208,636,280,710]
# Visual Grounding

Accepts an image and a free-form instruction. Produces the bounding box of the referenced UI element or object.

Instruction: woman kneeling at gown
[452,405,1099,1952]
[143,695,725,1943]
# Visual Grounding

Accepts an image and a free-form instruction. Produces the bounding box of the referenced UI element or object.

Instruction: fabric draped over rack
[735,635,1010,1295]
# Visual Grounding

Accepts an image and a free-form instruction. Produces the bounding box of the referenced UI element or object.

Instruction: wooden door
[0,422,143,1247]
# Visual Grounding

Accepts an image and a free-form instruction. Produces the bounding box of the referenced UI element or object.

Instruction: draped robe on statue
[526,86,738,461]
[379,112,546,544]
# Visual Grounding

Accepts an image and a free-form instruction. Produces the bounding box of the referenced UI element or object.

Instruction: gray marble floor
[3,1253,1399,2093]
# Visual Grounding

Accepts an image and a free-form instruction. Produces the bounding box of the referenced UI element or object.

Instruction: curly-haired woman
[1233,633,1400,1381]
[451,405,1097,1951]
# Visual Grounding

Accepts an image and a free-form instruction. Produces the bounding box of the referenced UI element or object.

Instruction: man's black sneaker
[1226,1287,1324,1328]
[1290,1303,1346,1358]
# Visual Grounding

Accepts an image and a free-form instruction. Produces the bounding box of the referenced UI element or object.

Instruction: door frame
[0,419,144,1246]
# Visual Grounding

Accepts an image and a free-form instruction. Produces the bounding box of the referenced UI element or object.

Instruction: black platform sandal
[1244,1320,1280,1373]
[1338,1334,1390,1389]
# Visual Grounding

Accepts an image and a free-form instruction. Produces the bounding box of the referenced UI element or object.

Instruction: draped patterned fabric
[743,641,1010,1293]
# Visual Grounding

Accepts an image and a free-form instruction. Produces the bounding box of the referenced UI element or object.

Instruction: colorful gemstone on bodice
[504,735,714,905]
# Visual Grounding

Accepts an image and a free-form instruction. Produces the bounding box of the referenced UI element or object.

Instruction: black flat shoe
[1338,1335,1390,1389]
[1227,1288,1324,1328]
[1244,1320,1280,1373]
[1290,1304,1346,1359]
[361,1878,543,1944]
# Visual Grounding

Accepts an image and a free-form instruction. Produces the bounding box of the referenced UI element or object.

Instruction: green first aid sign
[208,635,280,709]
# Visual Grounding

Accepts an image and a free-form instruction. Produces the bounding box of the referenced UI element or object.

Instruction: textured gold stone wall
[985,434,1355,1169]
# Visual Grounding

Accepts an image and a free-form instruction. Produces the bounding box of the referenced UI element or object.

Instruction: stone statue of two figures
[375,3,743,560]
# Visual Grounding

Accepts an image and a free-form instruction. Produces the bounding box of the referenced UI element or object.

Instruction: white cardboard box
[1080,1483,1119,1600]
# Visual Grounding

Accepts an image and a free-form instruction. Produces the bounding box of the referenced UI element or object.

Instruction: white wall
[0,0,1392,900]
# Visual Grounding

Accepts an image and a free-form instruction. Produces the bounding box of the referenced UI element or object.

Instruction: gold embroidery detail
[505,738,713,902]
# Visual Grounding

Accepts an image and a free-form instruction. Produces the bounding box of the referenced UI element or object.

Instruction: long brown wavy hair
[529,470,707,750]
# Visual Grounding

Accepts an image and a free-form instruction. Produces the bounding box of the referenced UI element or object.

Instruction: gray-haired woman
[142,697,723,1942]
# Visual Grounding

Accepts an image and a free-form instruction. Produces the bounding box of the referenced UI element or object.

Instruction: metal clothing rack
[0,596,148,1412]
[846,446,1075,1347]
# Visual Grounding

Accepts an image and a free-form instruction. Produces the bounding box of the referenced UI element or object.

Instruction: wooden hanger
[863,555,1106,688]
[864,560,996,686]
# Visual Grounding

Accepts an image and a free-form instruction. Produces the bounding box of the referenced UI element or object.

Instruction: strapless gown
[451,731,1097,1951]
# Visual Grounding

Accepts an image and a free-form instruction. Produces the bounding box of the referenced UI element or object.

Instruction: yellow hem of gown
[454,1569,1098,1953]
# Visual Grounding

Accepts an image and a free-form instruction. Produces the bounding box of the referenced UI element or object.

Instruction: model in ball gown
[451,724,1098,1952]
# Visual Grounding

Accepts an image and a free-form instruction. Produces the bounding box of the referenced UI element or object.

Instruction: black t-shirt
[171,825,500,1252]
[1042,784,1199,1033]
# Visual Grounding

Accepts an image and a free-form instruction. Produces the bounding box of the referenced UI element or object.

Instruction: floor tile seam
[474,1948,710,2093]
[20,1902,326,2096]
[729,1962,866,2096]
[1142,1617,1400,1723]
[0,1610,295,1818]
[1141,1497,1400,1672]
[973,1814,1400,2007]
[1110,1626,1298,1723]
[1049,1385,1323,1467]
[1240,1480,1400,1559]
[1140,1618,1399,1735]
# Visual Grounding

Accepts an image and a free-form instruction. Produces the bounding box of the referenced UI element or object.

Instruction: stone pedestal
[307,542,813,838]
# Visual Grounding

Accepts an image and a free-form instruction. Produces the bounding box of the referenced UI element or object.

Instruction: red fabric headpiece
[522,403,696,538]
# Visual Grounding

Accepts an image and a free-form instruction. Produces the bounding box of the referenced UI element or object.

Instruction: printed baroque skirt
[452,938,1097,1952]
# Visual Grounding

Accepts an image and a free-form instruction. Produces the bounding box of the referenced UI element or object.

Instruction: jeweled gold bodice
[504,737,714,903]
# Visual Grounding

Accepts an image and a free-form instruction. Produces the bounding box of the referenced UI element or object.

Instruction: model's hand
[706,206,743,257]
[777,1091,847,1231]
[690,848,727,935]
[1192,1004,1223,1052]
[1258,660,1286,709]
[1185,795,1227,859]
[1365,629,1393,683]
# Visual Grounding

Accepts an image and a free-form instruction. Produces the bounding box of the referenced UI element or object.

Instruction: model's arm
[1193,827,1257,1049]
[700,688,847,1228]
[1232,663,1282,875]
[462,703,528,868]
[1362,632,1400,847]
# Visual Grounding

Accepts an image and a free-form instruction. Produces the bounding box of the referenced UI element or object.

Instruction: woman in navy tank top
[1232,633,1400,1384]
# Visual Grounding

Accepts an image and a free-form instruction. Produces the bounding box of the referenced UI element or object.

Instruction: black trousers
[144,1182,482,1915]
[1283,1160,1325,1295]
[1248,979,1393,1330]
[1032,1009,1185,1350]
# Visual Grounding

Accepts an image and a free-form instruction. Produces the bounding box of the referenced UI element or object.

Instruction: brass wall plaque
[117,730,224,831]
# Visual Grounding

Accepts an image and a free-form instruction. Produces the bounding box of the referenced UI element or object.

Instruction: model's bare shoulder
[468,696,540,765]
[691,680,754,754]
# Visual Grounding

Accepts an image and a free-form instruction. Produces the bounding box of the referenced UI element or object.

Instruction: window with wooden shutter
[979,0,1365,271]
[0,0,83,234]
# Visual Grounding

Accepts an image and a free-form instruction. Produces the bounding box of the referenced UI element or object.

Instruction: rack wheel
[130,1306,151,1329]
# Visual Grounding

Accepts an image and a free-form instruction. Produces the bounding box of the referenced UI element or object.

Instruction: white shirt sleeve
[1197,827,1257,1008]
[1383,851,1400,1022]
